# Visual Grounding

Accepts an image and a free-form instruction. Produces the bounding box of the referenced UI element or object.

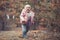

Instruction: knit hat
[24,4,31,9]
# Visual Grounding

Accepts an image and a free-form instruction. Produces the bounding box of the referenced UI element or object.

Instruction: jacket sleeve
[19,9,27,23]
[31,11,35,22]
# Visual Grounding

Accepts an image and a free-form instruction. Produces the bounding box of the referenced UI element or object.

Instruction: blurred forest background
[0,0,60,40]
[0,0,60,32]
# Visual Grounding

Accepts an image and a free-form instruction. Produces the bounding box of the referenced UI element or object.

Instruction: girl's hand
[31,21,34,24]
[22,21,26,23]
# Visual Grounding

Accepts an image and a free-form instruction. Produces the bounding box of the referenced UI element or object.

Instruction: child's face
[26,7,31,12]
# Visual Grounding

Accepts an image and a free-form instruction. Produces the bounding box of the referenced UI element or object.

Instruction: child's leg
[22,24,27,38]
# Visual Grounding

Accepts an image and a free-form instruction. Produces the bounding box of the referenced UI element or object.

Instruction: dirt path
[0,30,60,40]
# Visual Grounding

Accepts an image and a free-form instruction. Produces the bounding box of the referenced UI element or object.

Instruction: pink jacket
[20,9,35,23]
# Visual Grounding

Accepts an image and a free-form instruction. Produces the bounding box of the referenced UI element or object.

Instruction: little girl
[20,4,35,38]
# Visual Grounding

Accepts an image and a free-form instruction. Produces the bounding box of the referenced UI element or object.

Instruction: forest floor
[0,28,60,40]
